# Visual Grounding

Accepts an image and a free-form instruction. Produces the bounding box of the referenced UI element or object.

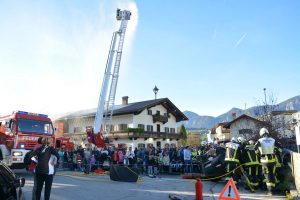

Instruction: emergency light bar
[13,111,48,118]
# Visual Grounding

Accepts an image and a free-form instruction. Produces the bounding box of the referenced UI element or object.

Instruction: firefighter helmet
[259,127,269,137]
[231,137,236,142]
[237,136,245,143]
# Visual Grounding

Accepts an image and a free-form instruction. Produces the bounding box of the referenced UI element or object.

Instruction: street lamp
[263,88,268,115]
[153,85,159,99]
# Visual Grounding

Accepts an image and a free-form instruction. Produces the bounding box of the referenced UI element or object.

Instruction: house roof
[270,110,298,116]
[54,98,188,122]
[223,114,265,128]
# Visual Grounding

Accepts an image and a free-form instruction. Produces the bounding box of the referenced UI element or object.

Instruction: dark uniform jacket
[31,145,59,175]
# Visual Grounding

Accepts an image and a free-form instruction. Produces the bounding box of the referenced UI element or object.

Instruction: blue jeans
[184,160,192,173]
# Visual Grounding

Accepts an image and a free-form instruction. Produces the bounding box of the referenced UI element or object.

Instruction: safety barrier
[291,152,300,194]
[55,160,201,174]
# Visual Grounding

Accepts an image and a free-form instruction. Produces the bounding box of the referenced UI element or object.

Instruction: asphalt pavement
[13,170,287,200]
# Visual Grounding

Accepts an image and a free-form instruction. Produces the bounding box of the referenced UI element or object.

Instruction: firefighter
[224,137,243,184]
[274,145,283,184]
[255,128,278,196]
[241,139,260,190]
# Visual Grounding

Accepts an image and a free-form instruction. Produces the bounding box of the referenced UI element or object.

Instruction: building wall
[110,114,134,131]
[215,126,230,141]
[66,116,94,133]
[293,112,300,145]
[132,105,177,132]
[230,118,259,140]
[271,114,295,138]
[111,138,177,149]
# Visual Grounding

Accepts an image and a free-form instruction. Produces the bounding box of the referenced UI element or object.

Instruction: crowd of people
[56,143,202,176]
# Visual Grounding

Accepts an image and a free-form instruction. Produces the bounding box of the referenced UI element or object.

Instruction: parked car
[0,160,25,200]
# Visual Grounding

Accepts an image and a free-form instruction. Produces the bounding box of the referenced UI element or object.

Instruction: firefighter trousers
[243,165,260,188]
[225,161,240,183]
[261,162,276,192]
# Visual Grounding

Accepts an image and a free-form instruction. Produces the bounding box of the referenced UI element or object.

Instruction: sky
[0,0,300,118]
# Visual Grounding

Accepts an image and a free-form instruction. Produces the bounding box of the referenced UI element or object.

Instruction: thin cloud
[233,32,248,49]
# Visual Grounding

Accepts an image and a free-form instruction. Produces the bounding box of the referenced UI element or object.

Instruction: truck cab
[0,111,55,169]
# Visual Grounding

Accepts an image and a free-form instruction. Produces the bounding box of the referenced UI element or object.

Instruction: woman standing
[31,137,58,200]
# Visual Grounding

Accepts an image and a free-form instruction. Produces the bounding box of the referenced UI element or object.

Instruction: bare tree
[255,89,295,147]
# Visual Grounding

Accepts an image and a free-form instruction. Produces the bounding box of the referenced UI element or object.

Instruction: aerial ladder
[87,9,131,147]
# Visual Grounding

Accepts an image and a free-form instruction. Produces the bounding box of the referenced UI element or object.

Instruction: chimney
[122,96,129,105]
[232,112,237,120]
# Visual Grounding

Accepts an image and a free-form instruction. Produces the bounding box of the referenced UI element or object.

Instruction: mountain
[181,95,300,129]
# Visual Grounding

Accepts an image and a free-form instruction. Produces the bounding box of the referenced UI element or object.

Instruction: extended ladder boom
[93,9,131,139]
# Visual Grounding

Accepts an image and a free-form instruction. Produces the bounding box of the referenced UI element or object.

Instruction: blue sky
[0,0,299,117]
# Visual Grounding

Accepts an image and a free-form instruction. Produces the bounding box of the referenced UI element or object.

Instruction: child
[76,153,82,172]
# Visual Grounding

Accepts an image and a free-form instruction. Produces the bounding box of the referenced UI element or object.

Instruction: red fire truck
[55,137,74,152]
[0,111,55,169]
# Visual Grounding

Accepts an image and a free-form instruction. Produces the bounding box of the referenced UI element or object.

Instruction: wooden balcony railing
[110,131,181,140]
[152,114,168,124]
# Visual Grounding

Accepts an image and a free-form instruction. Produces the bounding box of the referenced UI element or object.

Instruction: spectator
[113,150,119,164]
[84,148,91,173]
[90,154,96,172]
[183,146,192,173]
[162,151,170,173]
[126,147,135,166]
[75,153,83,171]
[31,137,58,200]
[57,148,64,169]
[118,149,125,165]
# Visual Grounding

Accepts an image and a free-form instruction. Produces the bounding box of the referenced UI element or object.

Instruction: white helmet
[231,137,236,142]
[237,136,245,143]
[248,140,254,145]
[259,128,269,137]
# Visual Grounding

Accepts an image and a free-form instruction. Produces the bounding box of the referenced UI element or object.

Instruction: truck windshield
[17,119,54,134]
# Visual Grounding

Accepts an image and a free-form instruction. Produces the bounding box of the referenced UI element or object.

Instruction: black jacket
[31,145,59,175]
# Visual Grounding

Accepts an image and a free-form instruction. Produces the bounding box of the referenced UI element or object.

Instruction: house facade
[269,111,297,138]
[292,111,300,146]
[223,114,265,140]
[53,97,188,149]
[211,122,230,142]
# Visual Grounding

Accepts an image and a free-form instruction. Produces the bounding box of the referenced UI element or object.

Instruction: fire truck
[55,137,74,152]
[87,9,131,147]
[0,111,55,169]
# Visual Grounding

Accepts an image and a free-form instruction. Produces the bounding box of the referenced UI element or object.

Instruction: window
[138,124,145,129]
[157,124,161,132]
[147,110,152,115]
[165,127,169,133]
[105,125,114,132]
[156,111,160,115]
[118,124,128,131]
[74,127,82,133]
[238,129,253,135]
[170,128,175,133]
[146,125,153,132]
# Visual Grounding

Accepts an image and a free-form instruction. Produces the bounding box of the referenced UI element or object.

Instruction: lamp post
[263,88,268,118]
[153,85,159,99]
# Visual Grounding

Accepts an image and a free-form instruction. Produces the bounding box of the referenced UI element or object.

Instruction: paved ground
[14,170,287,200]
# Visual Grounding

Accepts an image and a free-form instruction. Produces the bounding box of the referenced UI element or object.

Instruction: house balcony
[152,114,168,124]
[110,131,181,141]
